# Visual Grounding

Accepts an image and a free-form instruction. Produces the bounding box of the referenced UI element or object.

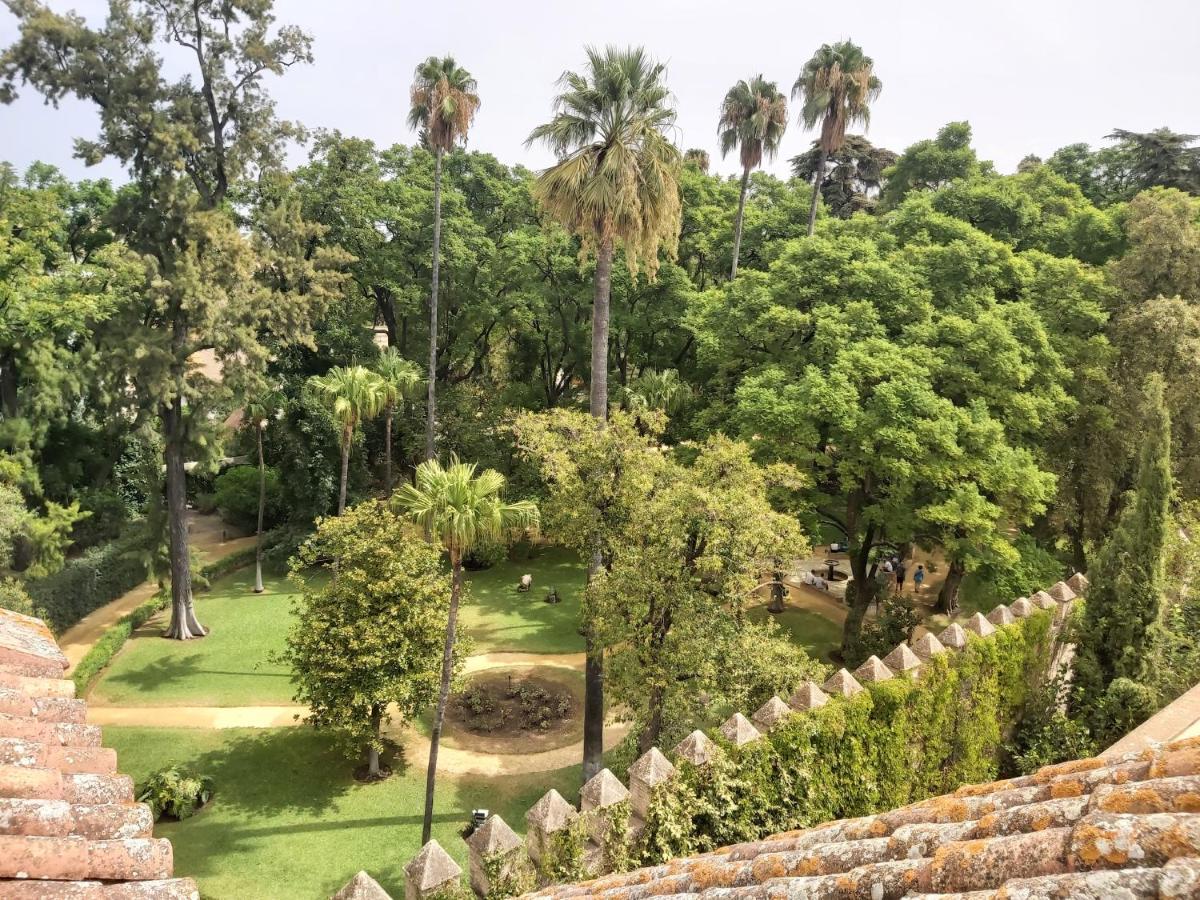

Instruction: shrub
[0,578,34,616]
[72,591,169,695]
[463,535,508,570]
[136,765,214,821]
[212,465,283,532]
[24,533,148,634]
[972,535,1065,604]
[72,487,132,550]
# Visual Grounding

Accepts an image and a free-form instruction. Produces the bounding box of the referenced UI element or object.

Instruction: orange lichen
[749,854,789,883]
[1097,787,1167,813]
[686,861,740,891]
[1032,814,1053,831]
[1071,822,1127,866]
[1150,748,1200,779]
[1049,780,1084,798]
[1034,757,1103,782]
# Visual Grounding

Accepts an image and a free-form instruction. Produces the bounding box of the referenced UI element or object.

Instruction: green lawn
[748,604,843,663]
[105,725,580,900]
[459,546,586,654]
[92,571,296,707]
[92,550,586,708]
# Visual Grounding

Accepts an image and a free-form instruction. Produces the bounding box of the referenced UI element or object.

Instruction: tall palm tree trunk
[367,703,383,778]
[163,396,205,640]
[254,422,266,594]
[806,147,828,237]
[425,147,443,462]
[337,429,351,516]
[422,550,463,843]
[384,402,394,495]
[583,234,614,783]
[730,167,751,279]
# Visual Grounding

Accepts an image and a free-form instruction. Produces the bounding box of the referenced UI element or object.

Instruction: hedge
[25,534,148,635]
[72,591,169,695]
[632,610,1055,865]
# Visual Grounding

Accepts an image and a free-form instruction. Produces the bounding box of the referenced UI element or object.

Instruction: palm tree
[408,56,481,462]
[393,456,538,843]
[793,40,882,236]
[624,368,690,416]
[374,348,423,494]
[243,391,283,593]
[526,45,682,781]
[683,148,710,172]
[718,76,787,278]
[310,366,386,515]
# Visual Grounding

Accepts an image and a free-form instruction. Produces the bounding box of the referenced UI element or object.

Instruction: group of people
[877,555,925,594]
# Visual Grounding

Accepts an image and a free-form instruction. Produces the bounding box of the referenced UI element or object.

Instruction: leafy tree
[526,45,682,781]
[392,456,537,843]
[310,366,386,515]
[374,348,422,493]
[1107,188,1200,306]
[592,436,815,752]
[282,500,454,778]
[1,0,341,640]
[408,57,481,461]
[718,75,787,277]
[792,40,882,236]
[1071,375,1172,739]
[880,122,982,210]
[791,134,896,219]
[1107,128,1200,195]
[683,148,710,172]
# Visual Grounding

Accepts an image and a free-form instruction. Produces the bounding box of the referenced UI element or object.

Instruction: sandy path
[59,513,256,672]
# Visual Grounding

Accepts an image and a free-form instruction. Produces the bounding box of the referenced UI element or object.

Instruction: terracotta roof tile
[0,606,196,898]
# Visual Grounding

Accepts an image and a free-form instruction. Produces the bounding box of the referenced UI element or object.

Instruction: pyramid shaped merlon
[881,642,922,677]
[852,655,894,684]
[822,668,865,697]
[938,623,968,650]
[1066,572,1089,594]
[580,767,630,811]
[629,747,676,820]
[963,613,996,637]
[719,712,762,746]
[910,632,947,662]
[465,815,523,897]
[1009,598,1033,618]
[405,840,463,900]
[789,681,829,711]
[1048,581,1076,603]
[1031,590,1056,610]
[525,788,578,833]
[673,729,717,767]
[986,605,1015,627]
[751,695,793,732]
[333,871,392,900]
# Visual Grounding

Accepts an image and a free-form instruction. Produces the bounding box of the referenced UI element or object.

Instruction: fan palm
[683,148,710,172]
[408,56,481,461]
[718,76,787,278]
[310,366,387,515]
[374,348,423,494]
[393,456,538,843]
[526,44,682,781]
[243,390,283,593]
[625,368,690,415]
[793,40,882,236]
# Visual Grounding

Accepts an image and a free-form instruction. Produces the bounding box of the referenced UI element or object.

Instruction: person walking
[913,564,925,594]
[895,560,907,594]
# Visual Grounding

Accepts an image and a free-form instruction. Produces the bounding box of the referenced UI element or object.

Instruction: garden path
[59,514,256,673]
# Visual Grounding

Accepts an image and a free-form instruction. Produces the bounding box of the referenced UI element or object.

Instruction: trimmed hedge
[633,611,1055,864]
[25,534,148,635]
[72,591,168,695]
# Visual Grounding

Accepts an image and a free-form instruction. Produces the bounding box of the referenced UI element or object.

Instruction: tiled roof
[522,738,1200,899]
[0,607,197,898]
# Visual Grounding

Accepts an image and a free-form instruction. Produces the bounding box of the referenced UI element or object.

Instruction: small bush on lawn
[213,465,283,532]
[137,765,215,821]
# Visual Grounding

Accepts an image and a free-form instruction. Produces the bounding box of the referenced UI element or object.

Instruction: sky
[2,0,1199,185]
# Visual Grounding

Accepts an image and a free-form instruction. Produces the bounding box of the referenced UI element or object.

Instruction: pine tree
[1072,374,1172,724]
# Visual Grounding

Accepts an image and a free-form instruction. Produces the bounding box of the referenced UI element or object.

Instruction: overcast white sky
[3,0,1199,184]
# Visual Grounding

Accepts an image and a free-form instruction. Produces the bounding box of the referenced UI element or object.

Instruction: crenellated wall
[399,573,1088,900]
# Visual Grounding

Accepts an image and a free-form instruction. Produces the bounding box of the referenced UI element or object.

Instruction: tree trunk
[337,429,351,516]
[163,398,205,640]
[0,351,18,419]
[367,702,383,778]
[384,403,394,495]
[730,166,751,279]
[422,549,462,844]
[937,558,966,615]
[582,234,615,783]
[806,147,828,237]
[638,684,665,756]
[425,148,444,462]
[254,422,265,594]
[839,515,874,659]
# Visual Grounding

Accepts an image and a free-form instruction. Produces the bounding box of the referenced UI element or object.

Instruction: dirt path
[87,651,627,775]
[59,513,256,673]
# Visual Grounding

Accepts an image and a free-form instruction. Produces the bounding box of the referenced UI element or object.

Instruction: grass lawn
[459,546,586,654]
[91,570,296,707]
[105,725,581,900]
[748,604,842,663]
